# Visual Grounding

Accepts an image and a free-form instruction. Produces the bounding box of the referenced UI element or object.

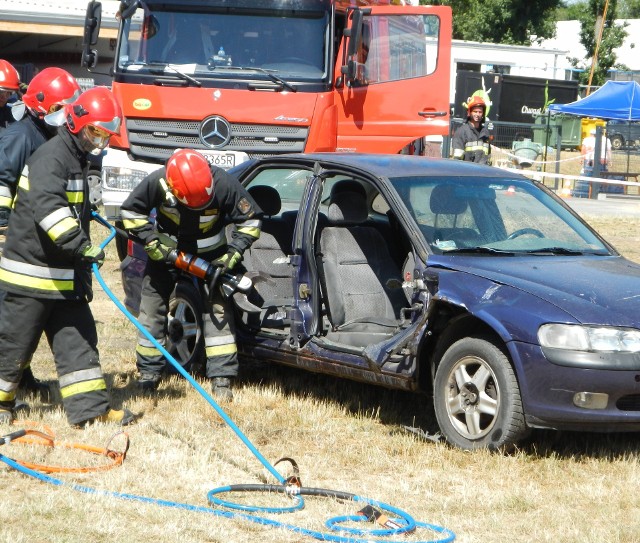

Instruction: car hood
[429,254,640,327]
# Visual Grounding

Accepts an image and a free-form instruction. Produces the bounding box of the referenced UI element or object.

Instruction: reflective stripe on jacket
[452,121,491,164]
[0,127,92,300]
[0,114,49,209]
[121,165,263,259]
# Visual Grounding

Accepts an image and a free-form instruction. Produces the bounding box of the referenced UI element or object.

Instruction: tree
[618,0,640,17]
[569,0,628,88]
[426,0,562,45]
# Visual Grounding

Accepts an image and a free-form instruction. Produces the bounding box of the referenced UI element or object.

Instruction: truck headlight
[538,323,640,352]
[102,166,149,191]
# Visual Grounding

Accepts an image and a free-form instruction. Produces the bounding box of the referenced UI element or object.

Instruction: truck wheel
[610,135,624,150]
[167,281,205,375]
[434,336,528,451]
[87,169,103,205]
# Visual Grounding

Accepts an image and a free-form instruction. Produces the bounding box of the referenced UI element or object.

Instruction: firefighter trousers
[135,262,239,379]
[0,292,110,425]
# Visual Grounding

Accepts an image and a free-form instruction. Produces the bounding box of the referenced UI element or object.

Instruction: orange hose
[8,421,129,474]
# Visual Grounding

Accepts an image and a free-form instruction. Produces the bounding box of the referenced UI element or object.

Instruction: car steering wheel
[507,228,545,240]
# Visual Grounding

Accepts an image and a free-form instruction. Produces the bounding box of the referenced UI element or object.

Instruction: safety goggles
[46,88,82,114]
[92,116,122,134]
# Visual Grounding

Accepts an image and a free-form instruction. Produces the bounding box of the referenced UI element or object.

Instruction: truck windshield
[117,7,330,81]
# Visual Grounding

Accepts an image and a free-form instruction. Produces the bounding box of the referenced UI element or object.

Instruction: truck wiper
[210,65,297,92]
[146,62,202,87]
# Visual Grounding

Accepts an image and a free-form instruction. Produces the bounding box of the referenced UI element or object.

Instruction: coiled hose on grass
[0,213,455,543]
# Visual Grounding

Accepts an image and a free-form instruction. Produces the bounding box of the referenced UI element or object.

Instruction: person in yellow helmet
[452,95,491,164]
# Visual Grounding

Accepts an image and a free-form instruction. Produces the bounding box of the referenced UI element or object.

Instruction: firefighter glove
[0,207,10,227]
[78,244,106,268]
[144,239,172,262]
[212,249,242,274]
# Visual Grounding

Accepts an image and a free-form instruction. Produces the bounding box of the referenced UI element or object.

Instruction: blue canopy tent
[548,80,640,120]
[549,80,640,198]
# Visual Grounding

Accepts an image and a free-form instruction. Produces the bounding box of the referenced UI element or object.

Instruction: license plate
[200,151,236,169]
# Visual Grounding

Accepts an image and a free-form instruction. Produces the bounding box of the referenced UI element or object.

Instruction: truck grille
[126,119,308,162]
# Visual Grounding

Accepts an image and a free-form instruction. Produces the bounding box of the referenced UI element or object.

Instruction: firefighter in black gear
[452,95,491,164]
[120,148,262,401]
[0,67,81,399]
[0,60,20,134]
[0,87,134,427]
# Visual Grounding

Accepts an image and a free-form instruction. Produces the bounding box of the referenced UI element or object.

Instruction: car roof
[265,153,525,180]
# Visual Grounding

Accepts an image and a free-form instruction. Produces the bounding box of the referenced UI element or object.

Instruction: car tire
[167,281,205,375]
[610,135,624,151]
[433,336,528,451]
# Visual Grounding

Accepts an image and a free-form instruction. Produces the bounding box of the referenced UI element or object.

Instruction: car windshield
[389,176,611,256]
[118,6,329,81]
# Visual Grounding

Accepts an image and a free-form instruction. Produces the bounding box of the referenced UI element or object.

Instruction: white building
[536,19,640,77]
[450,39,569,101]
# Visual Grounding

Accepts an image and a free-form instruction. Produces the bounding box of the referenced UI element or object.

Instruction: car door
[288,162,429,384]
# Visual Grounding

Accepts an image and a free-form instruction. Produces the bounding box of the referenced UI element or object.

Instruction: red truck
[82,0,452,223]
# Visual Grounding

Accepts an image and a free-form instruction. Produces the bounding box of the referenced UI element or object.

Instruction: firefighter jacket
[452,120,491,164]
[0,127,94,300]
[0,113,50,210]
[120,165,263,260]
[0,104,14,133]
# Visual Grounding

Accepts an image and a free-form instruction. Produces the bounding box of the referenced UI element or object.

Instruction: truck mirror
[119,0,141,20]
[342,9,364,83]
[82,1,102,69]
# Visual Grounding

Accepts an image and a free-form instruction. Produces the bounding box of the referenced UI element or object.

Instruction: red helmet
[0,59,20,92]
[23,67,81,117]
[64,86,121,135]
[166,149,214,209]
[467,95,486,116]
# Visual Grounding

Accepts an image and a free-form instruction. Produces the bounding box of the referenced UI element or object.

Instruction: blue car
[121,153,640,450]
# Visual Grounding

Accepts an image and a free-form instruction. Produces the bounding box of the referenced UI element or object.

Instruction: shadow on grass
[519,428,640,460]
[238,359,440,438]
[238,360,640,459]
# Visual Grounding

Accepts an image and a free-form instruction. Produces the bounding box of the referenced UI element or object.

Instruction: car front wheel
[434,336,528,451]
[167,281,205,375]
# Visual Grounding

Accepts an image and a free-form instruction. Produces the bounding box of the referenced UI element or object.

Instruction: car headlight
[102,166,149,191]
[538,323,640,353]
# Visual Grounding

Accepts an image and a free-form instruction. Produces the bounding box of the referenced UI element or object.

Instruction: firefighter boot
[211,377,233,402]
[77,408,136,428]
[19,367,51,402]
[136,372,161,394]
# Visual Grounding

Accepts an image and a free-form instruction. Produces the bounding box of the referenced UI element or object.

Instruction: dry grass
[1,216,640,543]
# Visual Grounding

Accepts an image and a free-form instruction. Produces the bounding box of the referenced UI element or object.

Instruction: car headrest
[430,184,468,215]
[247,185,282,217]
[326,179,368,224]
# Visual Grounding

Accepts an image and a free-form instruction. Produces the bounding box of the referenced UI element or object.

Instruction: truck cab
[83,0,452,224]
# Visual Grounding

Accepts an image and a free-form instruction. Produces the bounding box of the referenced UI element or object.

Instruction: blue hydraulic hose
[0,212,456,543]
[90,212,286,484]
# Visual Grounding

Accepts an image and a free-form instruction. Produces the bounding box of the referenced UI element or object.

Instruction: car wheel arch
[420,306,507,392]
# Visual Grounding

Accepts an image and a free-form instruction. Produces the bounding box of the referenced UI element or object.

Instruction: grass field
[1,211,640,543]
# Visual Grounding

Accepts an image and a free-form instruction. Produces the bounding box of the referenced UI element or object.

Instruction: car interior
[239,173,414,350]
